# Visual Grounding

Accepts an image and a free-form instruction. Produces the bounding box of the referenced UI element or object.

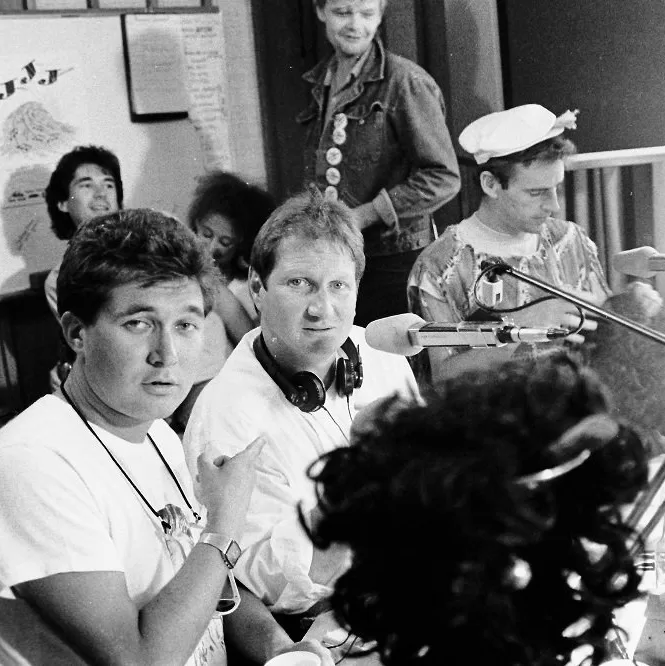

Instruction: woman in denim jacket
[298,0,460,326]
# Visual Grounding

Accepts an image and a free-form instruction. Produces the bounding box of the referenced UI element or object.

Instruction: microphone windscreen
[365,313,426,356]
[612,246,659,278]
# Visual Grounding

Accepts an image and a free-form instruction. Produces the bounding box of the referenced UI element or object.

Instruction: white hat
[459,104,579,165]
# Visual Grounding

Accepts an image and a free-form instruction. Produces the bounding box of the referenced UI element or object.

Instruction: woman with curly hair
[305,351,649,666]
[170,172,276,433]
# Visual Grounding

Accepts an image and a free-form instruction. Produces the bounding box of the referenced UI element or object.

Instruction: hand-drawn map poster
[0,50,87,295]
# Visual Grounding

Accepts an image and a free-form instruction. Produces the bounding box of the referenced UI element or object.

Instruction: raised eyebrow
[181,304,206,318]
[115,304,206,319]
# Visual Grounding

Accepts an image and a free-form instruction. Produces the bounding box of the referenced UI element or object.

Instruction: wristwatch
[199,532,242,569]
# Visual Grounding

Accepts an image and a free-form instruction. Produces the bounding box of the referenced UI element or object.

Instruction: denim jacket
[298,37,460,257]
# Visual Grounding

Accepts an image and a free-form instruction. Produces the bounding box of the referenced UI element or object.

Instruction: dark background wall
[0,276,59,425]
[499,0,665,152]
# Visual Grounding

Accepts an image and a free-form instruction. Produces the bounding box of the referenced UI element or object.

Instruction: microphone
[613,246,665,278]
[478,258,505,307]
[365,313,569,356]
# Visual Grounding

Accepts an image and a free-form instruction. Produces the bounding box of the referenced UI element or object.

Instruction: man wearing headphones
[183,187,417,634]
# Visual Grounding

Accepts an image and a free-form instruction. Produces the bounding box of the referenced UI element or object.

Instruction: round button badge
[325,167,341,186]
[333,113,348,130]
[332,128,347,145]
[325,147,342,166]
[324,185,339,201]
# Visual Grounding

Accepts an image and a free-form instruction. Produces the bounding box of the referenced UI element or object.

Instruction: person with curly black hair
[170,172,277,433]
[585,280,665,451]
[305,351,649,666]
[188,170,276,312]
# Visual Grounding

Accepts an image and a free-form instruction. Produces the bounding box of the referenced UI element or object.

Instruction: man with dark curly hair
[43,145,124,318]
[306,351,649,666]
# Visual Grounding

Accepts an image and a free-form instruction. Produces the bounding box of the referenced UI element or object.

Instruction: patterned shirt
[407,215,611,383]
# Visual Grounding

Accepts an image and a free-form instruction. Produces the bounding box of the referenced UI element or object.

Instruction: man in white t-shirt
[0,209,332,665]
[184,188,418,636]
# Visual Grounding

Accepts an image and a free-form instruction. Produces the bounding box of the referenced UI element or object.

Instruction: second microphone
[365,313,570,356]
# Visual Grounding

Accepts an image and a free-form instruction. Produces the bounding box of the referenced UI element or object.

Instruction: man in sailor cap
[407,104,610,385]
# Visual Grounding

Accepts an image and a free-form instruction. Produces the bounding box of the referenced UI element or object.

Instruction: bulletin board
[0,7,265,296]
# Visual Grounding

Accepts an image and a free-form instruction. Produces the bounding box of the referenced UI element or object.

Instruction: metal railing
[564,146,665,293]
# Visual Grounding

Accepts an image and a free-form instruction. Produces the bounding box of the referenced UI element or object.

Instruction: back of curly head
[585,281,665,449]
[306,351,647,666]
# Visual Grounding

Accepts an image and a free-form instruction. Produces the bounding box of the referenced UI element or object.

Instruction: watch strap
[199,532,241,569]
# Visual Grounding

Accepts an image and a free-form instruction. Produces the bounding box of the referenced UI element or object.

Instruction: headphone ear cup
[336,358,355,397]
[291,371,326,413]
[352,355,363,389]
[340,338,363,390]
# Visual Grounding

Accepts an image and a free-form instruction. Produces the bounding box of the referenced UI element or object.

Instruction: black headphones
[253,333,363,413]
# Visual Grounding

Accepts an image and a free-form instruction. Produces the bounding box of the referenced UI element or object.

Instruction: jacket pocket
[344,100,387,166]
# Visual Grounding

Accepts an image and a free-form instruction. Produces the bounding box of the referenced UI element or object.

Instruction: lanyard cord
[60,382,201,532]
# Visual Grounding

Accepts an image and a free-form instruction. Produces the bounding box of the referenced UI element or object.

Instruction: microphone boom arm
[487,261,665,347]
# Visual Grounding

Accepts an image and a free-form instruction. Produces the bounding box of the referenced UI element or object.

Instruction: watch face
[225,540,242,568]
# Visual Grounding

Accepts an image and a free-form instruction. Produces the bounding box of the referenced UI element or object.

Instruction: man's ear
[480,170,501,199]
[57,199,69,214]
[60,311,86,355]
[314,1,325,22]
[248,268,265,314]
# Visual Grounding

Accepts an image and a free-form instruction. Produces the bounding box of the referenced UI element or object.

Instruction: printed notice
[181,13,233,171]
[123,14,189,117]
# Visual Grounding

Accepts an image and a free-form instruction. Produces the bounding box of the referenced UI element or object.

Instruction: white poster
[0,50,87,294]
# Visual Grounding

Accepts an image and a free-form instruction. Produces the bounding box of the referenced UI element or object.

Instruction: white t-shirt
[0,395,225,666]
[228,277,255,321]
[184,326,418,613]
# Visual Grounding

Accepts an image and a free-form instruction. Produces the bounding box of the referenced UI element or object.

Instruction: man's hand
[351,202,380,231]
[197,436,266,536]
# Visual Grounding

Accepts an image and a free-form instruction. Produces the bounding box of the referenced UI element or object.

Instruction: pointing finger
[244,436,267,457]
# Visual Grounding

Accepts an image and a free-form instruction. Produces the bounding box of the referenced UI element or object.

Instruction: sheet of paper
[123,14,189,116]
[181,12,233,171]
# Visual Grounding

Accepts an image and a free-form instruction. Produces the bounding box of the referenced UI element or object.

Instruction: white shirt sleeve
[0,444,121,593]
[182,379,258,481]
[234,439,349,614]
